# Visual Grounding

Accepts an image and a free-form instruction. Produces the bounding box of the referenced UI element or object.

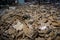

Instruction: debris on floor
[0,4,60,40]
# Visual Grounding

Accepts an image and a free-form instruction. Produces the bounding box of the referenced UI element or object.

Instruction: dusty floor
[0,4,60,40]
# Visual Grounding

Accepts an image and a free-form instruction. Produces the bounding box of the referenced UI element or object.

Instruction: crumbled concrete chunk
[12,19,24,30]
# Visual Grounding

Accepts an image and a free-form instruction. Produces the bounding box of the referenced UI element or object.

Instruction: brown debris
[0,4,60,40]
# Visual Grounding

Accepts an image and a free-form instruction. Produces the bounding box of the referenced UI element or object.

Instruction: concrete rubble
[0,4,60,40]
